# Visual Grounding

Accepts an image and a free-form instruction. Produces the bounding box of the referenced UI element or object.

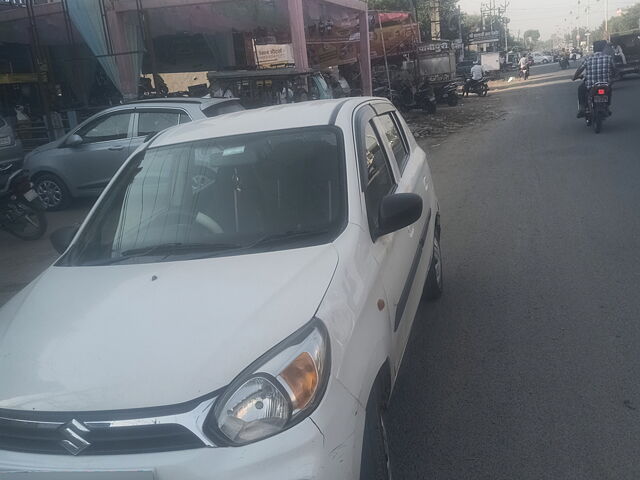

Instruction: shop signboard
[254,43,295,68]
[468,30,501,45]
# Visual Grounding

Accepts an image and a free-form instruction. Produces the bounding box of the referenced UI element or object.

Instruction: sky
[457,0,640,39]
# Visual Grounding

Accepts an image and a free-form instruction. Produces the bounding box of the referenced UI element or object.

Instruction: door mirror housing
[66,134,83,147]
[50,225,79,254]
[376,193,423,239]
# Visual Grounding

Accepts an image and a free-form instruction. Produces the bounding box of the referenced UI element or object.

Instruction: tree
[523,29,541,48]
[367,0,461,40]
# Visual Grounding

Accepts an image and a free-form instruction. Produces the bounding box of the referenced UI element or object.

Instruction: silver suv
[24,98,243,210]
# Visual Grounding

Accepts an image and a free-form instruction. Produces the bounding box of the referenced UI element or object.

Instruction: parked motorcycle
[463,76,489,97]
[584,82,611,134]
[0,167,47,240]
[436,82,459,106]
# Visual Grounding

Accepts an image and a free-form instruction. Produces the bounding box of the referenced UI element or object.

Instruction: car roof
[150,98,381,148]
[123,97,239,110]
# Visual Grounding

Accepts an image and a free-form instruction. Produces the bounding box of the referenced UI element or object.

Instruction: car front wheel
[360,381,393,480]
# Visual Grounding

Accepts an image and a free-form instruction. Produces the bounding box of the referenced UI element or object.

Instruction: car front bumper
[0,382,364,480]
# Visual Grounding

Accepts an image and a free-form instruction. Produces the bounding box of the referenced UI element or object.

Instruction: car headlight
[205,320,330,446]
[0,135,13,147]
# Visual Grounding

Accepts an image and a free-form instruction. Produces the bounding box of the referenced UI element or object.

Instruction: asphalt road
[388,64,640,479]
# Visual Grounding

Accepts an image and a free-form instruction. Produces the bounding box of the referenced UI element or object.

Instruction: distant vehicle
[584,83,612,134]
[532,52,553,64]
[0,116,24,190]
[24,98,243,210]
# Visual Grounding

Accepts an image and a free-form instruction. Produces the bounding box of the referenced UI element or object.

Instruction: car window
[61,126,346,266]
[137,111,181,137]
[377,113,409,173]
[77,113,131,144]
[363,122,395,236]
[179,112,192,124]
[202,101,244,117]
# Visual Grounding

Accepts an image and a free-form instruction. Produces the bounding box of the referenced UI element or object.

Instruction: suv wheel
[34,173,71,211]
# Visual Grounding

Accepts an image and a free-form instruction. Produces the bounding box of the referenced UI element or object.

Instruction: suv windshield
[61,127,345,266]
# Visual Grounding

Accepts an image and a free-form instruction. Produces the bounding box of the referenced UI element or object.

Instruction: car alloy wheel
[34,175,70,210]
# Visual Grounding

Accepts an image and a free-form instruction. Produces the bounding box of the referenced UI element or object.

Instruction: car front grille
[0,395,219,455]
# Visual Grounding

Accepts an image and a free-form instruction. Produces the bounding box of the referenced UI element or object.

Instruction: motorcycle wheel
[423,101,437,114]
[2,199,47,240]
[593,111,603,134]
[478,85,488,97]
[447,93,459,106]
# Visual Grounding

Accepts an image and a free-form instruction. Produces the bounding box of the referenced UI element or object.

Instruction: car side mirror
[50,225,79,254]
[376,193,423,239]
[66,134,83,147]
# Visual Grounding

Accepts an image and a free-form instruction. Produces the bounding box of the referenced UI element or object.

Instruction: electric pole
[429,0,441,40]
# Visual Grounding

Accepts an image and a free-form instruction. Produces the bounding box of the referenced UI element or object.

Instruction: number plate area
[23,189,39,201]
[594,96,608,103]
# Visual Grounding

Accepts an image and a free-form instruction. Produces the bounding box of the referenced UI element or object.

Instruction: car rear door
[63,110,134,193]
[129,108,192,152]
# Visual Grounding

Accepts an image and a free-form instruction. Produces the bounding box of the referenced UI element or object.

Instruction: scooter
[0,166,47,240]
[584,82,611,134]
[463,76,489,97]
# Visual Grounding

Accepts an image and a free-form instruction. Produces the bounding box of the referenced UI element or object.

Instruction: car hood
[27,138,64,157]
[0,245,338,412]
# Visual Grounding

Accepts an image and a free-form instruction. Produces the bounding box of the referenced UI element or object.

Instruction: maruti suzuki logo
[58,419,91,455]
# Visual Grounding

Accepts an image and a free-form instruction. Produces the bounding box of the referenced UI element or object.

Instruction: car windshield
[60,127,345,266]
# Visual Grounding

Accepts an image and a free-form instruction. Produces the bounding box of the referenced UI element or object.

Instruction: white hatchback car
[0,98,442,480]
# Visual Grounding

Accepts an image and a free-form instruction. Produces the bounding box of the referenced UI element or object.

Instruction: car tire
[360,380,393,480]
[422,229,443,301]
[542,59,549,64]
[33,173,71,211]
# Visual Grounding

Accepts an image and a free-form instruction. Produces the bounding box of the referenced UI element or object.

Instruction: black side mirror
[50,225,79,254]
[376,193,423,239]
[66,134,83,147]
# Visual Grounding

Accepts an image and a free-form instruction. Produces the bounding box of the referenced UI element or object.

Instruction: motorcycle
[559,57,570,70]
[436,82,459,106]
[463,76,489,97]
[584,82,611,134]
[0,166,47,240]
[519,65,530,80]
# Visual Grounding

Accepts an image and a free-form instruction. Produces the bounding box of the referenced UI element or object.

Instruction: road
[1,64,638,478]
[388,64,640,479]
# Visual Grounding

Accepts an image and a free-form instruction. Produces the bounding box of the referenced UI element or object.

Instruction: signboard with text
[468,30,501,45]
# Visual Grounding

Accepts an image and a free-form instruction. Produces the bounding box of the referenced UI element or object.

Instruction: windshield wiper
[87,242,242,266]
[246,229,330,249]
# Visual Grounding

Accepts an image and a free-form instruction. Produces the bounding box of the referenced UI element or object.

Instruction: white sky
[456,0,640,39]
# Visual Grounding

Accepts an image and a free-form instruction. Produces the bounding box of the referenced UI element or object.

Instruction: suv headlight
[205,320,330,446]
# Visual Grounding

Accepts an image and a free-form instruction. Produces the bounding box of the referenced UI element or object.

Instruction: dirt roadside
[404,91,506,147]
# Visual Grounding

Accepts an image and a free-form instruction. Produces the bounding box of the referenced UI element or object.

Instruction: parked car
[0,115,24,189]
[0,98,442,480]
[531,52,553,64]
[24,97,244,210]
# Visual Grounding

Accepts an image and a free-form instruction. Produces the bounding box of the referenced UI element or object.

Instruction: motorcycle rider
[573,40,616,118]
[518,54,530,77]
[469,60,486,88]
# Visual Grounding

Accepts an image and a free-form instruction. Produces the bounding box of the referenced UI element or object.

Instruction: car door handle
[108,146,125,151]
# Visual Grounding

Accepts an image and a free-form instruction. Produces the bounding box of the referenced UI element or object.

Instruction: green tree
[523,29,541,47]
